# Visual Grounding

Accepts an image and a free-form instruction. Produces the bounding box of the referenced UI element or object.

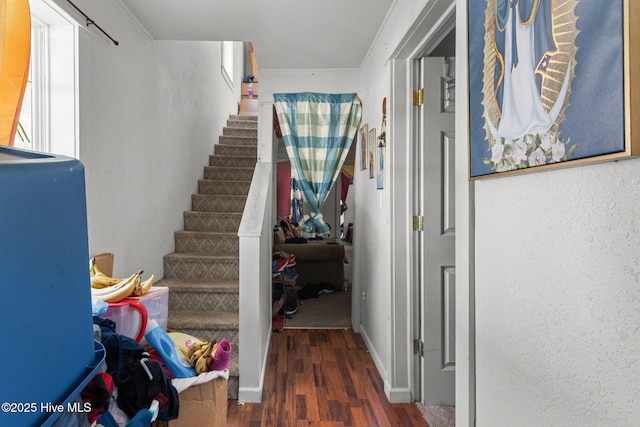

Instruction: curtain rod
[66,0,119,46]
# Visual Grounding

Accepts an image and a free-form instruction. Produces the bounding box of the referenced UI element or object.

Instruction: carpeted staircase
[157,114,257,400]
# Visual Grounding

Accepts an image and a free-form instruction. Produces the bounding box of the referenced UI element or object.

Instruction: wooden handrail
[248,42,259,82]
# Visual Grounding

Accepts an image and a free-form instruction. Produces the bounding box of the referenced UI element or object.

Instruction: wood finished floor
[227,328,428,426]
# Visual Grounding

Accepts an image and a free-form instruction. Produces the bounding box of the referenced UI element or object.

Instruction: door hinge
[413,88,424,106]
[412,215,424,231]
[414,339,424,356]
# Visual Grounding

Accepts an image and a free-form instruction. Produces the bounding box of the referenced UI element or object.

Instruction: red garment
[340,172,351,214]
[81,372,114,424]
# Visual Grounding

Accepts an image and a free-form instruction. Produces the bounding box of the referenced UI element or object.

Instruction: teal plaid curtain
[274,92,362,236]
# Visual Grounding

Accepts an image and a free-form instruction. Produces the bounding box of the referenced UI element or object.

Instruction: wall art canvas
[468,0,638,178]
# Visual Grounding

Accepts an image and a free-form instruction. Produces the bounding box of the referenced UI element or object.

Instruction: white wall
[50,0,243,278]
[356,0,448,405]
[474,160,640,426]
[459,1,640,425]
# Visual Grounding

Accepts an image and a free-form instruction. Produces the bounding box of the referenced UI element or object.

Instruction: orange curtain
[0,0,31,146]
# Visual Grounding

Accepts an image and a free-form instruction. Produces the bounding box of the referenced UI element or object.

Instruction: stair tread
[219,135,257,140]
[174,230,238,237]
[169,310,239,328]
[193,194,247,199]
[203,165,255,170]
[211,154,257,159]
[184,211,242,216]
[198,179,252,184]
[157,278,239,291]
[216,143,257,148]
[164,252,238,261]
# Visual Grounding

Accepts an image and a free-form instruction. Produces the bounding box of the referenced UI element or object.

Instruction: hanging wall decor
[359,124,368,171]
[377,97,387,189]
[468,0,639,179]
[368,127,376,179]
[376,142,385,189]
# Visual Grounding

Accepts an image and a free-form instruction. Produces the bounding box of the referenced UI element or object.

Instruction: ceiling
[119,0,395,70]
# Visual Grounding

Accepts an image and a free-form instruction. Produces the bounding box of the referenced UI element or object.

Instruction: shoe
[273,273,296,285]
[284,305,297,315]
[210,339,232,371]
[274,250,295,260]
[298,283,320,299]
[318,283,335,294]
[272,257,296,272]
[272,258,289,272]
[272,314,285,332]
[273,251,296,269]
[282,267,299,280]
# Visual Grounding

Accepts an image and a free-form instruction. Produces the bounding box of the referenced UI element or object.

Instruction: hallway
[227,329,427,426]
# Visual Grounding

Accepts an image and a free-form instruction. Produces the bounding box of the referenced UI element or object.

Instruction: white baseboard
[238,330,272,403]
[387,387,412,403]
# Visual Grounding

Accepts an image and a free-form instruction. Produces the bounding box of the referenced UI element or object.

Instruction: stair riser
[192,195,247,213]
[203,167,254,181]
[198,180,251,196]
[228,377,238,400]
[229,114,258,122]
[174,233,239,254]
[223,127,258,137]
[169,290,239,312]
[219,135,257,146]
[183,212,241,232]
[209,155,256,168]
[213,145,256,157]
[163,258,239,280]
[227,119,258,129]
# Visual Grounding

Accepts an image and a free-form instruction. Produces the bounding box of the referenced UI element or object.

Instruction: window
[15,0,77,158]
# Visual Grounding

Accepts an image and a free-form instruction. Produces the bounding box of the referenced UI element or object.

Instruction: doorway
[412,50,456,406]
[274,137,354,330]
[387,0,462,410]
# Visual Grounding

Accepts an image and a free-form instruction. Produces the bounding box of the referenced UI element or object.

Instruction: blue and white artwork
[468,0,626,178]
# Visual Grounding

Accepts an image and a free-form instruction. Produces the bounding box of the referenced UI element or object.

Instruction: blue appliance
[0,146,103,427]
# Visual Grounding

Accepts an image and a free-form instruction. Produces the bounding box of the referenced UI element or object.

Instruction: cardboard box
[168,379,228,427]
[239,98,259,115]
[93,252,114,277]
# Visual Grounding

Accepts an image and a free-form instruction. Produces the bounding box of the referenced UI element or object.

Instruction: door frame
[388,0,476,424]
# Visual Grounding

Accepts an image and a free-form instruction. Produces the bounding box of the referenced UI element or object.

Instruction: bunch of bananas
[90,258,155,303]
[187,340,219,374]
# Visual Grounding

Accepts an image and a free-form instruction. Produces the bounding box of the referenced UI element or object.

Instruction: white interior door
[414,56,456,406]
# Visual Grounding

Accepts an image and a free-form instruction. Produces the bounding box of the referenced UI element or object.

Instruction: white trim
[388,387,413,404]
[115,0,154,41]
[388,2,477,424]
[221,41,235,91]
[27,0,78,158]
[30,23,51,154]
[238,331,271,403]
[359,324,389,391]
